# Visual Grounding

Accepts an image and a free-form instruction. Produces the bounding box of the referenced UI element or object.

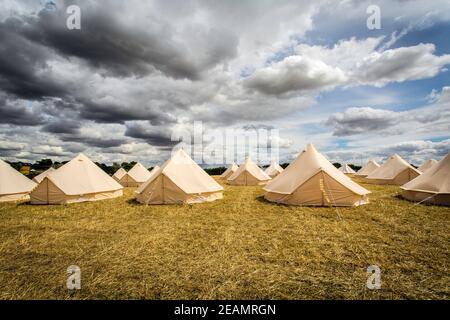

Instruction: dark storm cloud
[42,98,82,117]
[0,143,23,152]
[18,3,237,80]
[375,140,450,158]
[324,107,400,136]
[0,18,68,99]
[42,119,81,134]
[59,134,127,148]
[0,149,20,158]
[125,122,177,147]
[0,94,46,126]
[79,99,176,125]
[242,124,275,131]
[31,148,69,157]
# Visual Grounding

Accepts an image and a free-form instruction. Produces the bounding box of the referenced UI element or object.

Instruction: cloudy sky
[0,0,449,167]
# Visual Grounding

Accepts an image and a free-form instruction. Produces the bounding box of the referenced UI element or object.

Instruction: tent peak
[75,153,91,161]
[305,143,318,153]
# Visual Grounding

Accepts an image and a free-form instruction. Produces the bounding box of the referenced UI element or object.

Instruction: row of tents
[0,144,449,206]
[339,154,422,185]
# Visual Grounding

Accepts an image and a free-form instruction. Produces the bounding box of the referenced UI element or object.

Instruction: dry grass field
[0,176,448,300]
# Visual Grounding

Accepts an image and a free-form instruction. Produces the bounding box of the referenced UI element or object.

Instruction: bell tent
[418,159,438,173]
[227,158,271,186]
[354,160,380,177]
[265,161,284,178]
[30,154,123,204]
[112,168,127,182]
[401,152,450,206]
[365,154,421,185]
[220,163,238,180]
[135,149,223,204]
[113,163,152,187]
[0,159,36,202]
[339,164,356,175]
[33,167,56,183]
[263,144,371,207]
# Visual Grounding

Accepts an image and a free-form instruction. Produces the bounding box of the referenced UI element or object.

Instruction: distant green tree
[6,161,22,171]
[349,164,362,171]
[111,162,121,173]
[121,161,137,171]
[32,159,53,171]
[204,167,227,175]
[333,162,342,168]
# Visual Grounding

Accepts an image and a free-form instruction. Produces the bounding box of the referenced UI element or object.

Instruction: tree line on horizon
[5,158,363,178]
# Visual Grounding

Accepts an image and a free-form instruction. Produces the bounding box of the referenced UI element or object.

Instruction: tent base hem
[401,190,450,206]
[136,191,223,205]
[0,193,30,203]
[30,189,123,205]
[264,192,369,207]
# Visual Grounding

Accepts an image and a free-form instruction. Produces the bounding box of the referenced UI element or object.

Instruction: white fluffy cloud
[244,56,347,95]
[247,38,450,95]
[325,86,450,136]
[355,44,450,86]
[325,107,401,136]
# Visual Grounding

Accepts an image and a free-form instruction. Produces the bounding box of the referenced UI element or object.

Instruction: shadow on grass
[16,201,68,208]
[255,195,295,208]
[125,198,191,208]
[126,198,143,206]
[393,193,446,207]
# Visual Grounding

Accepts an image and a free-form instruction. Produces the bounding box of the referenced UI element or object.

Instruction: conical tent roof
[227,157,271,185]
[418,159,438,173]
[135,165,160,194]
[220,163,238,179]
[127,162,152,183]
[31,154,123,204]
[136,150,223,204]
[263,144,370,206]
[43,154,123,195]
[33,167,56,183]
[112,168,127,180]
[401,152,450,205]
[355,160,380,177]
[265,161,284,177]
[366,154,421,183]
[0,159,36,201]
[339,164,356,174]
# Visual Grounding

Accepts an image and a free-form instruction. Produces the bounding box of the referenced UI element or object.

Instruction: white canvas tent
[401,152,450,206]
[265,161,284,178]
[33,167,56,183]
[263,144,371,207]
[30,154,123,204]
[227,158,271,186]
[136,150,223,204]
[354,160,380,177]
[220,163,238,180]
[365,154,421,185]
[112,167,127,182]
[0,159,36,202]
[418,159,438,173]
[113,163,152,187]
[339,164,356,175]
